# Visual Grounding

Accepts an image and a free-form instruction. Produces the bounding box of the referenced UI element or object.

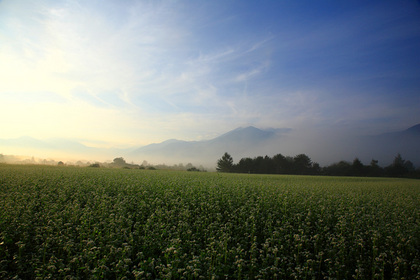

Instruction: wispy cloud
[235,61,270,82]
[0,0,419,150]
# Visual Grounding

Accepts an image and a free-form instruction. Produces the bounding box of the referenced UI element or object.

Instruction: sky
[1,0,420,152]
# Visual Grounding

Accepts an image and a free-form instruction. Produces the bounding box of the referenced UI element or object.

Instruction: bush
[187,167,200,172]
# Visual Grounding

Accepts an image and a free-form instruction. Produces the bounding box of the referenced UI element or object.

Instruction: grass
[1,164,419,279]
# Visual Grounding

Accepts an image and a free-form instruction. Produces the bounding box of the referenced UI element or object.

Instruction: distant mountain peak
[405,124,420,134]
[161,139,182,144]
[214,126,275,143]
[231,126,259,133]
[243,125,258,129]
[230,126,258,132]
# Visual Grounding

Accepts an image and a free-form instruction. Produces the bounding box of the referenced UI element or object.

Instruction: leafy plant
[0,165,419,279]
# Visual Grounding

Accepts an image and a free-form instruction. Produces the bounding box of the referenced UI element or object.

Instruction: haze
[1,0,420,166]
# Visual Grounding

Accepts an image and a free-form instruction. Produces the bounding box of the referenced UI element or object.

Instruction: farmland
[1,165,419,279]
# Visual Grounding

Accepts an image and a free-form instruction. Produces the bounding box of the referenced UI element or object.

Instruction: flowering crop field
[1,165,419,279]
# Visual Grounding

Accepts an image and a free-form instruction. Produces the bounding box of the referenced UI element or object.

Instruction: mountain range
[130,126,289,166]
[360,124,420,166]
[1,125,419,168]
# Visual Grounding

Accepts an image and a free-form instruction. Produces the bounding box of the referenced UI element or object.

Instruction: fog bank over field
[128,124,420,168]
[1,124,419,169]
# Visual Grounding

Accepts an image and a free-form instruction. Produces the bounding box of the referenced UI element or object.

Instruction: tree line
[217,152,419,178]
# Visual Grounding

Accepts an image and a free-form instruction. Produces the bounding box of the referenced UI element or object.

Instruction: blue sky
[1,0,419,149]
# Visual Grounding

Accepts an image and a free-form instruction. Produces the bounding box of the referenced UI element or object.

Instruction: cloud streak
[0,0,419,154]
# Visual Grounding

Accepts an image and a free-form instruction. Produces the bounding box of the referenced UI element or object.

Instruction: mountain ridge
[1,124,419,167]
[404,123,420,134]
[129,126,281,166]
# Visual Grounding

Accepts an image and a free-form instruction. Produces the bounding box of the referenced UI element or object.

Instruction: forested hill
[216,152,420,178]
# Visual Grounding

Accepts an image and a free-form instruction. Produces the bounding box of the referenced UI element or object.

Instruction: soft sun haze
[1,0,420,164]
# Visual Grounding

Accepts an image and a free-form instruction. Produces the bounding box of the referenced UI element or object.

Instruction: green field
[1,165,419,279]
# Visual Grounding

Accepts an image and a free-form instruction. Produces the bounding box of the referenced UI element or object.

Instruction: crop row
[0,165,419,279]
